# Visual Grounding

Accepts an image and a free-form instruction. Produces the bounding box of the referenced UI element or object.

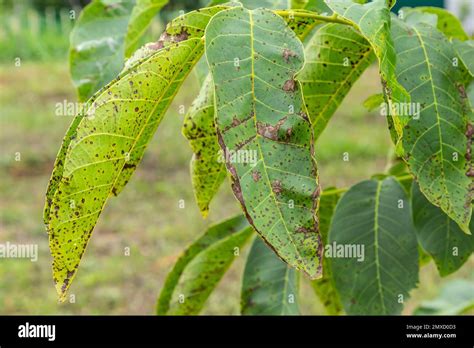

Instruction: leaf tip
[460,223,471,235]
[300,262,323,281]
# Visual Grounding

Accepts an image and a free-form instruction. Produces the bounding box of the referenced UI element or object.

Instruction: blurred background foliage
[0,0,472,314]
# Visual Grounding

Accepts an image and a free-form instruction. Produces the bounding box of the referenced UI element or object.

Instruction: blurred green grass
[0,62,472,315]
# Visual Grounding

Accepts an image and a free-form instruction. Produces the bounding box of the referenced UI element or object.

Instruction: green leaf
[69,0,135,101]
[414,279,474,315]
[310,187,343,315]
[392,17,474,234]
[206,7,322,279]
[412,181,473,277]
[241,237,299,315]
[363,93,384,112]
[182,75,227,217]
[292,0,366,13]
[45,8,220,301]
[124,0,169,57]
[326,0,410,136]
[403,10,439,29]
[329,177,419,314]
[401,7,469,41]
[453,40,474,77]
[156,215,253,315]
[298,23,375,140]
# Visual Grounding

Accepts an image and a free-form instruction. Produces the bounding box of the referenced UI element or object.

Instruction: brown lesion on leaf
[232,117,241,127]
[151,27,190,50]
[458,84,467,99]
[222,112,254,133]
[251,170,261,182]
[282,48,297,63]
[257,117,287,140]
[283,78,297,93]
[271,180,283,195]
[295,226,312,234]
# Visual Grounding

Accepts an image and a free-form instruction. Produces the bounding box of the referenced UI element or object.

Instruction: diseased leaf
[181,4,320,218]
[298,23,375,140]
[402,6,469,41]
[412,181,473,276]
[69,0,134,101]
[326,0,410,136]
[124,0,169,57]
[329,177,419,315]
[241,237,299,315]
[310,187,343,315]
[156,215,253,315]
[45,8,222,301]
[392,17,474,234]
[206,7,322,278]
[414,279,474,315]
[182,75,227,217]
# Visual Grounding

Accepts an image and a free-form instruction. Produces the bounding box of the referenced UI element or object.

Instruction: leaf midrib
[373,180,386,314]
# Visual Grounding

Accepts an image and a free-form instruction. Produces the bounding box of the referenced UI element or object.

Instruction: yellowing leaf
[45,8,222,300]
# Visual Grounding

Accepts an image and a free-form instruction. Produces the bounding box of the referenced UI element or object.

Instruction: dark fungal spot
[251,170,261,182]
[458,84,467,99]
[282,79,296,92]
[257,117,287,140]
[271,180,283,195]
[296,226,314,235]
